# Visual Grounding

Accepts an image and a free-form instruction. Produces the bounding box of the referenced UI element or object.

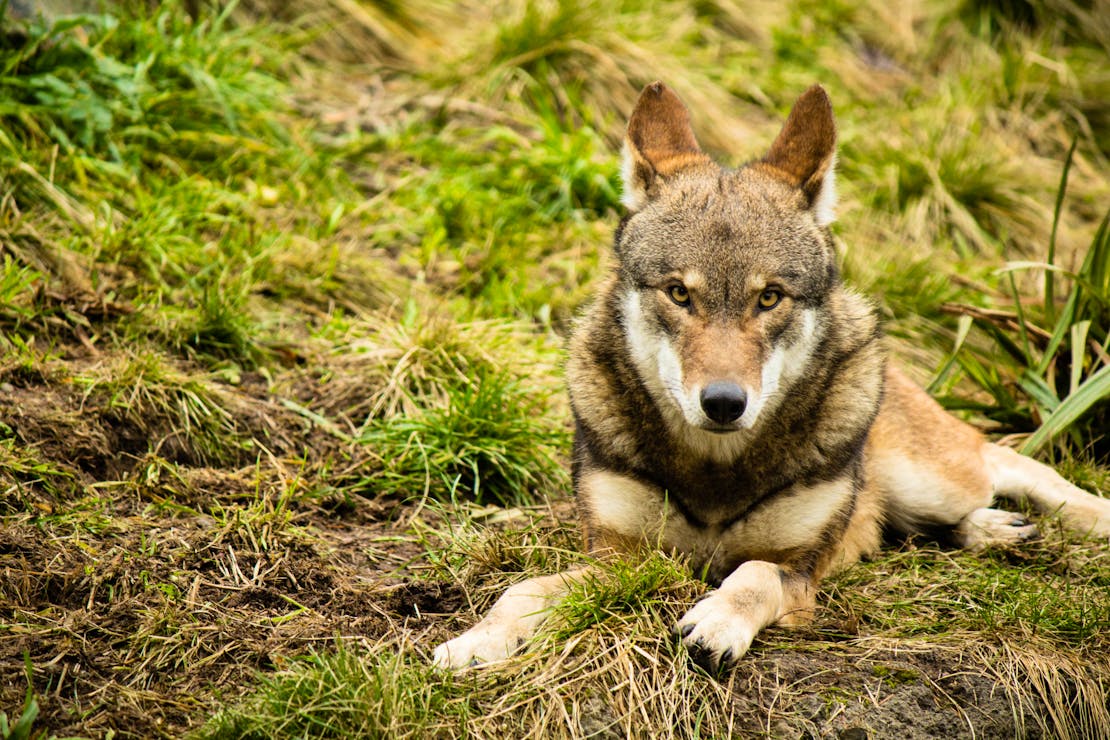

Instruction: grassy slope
[1,0,1108,737]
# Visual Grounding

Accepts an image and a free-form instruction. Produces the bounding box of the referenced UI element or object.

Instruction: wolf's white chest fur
[578,468,853,579]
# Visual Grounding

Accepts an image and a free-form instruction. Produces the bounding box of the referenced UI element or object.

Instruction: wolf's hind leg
[952,507,1039,550]
[982,442,1110,539]
[869,368,1087,547]
[433,567,588,669]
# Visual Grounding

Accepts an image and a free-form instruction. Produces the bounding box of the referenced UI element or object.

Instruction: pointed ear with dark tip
[761,85,838,226]
[620,81,711,211]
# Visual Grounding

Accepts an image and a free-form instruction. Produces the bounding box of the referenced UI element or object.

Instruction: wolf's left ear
[762,85,838,226]
[621,81,711,211]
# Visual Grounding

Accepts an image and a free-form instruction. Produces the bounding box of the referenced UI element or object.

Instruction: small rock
[839,729,869,740]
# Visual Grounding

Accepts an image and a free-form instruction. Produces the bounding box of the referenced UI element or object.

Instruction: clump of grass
[940,149,1110,459]
[312,315,521,424]
[549,550,701,641]
[202,461,329,554]
[293,313,571,508]
[985,640,1110,740]
[75,352,249,466]
[196,645,471,740]
[359,365,569,507]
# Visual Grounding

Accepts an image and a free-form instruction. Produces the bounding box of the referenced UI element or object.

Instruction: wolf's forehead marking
[709,221,735,243]
[679,270,707,291]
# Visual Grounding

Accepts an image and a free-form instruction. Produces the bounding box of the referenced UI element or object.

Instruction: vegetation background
[1,0,1108,737]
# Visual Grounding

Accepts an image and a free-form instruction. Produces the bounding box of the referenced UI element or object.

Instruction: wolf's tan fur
[433,82,1110,673]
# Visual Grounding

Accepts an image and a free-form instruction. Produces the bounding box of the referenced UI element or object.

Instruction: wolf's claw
[685,639,717,675]
[683,639,735,678]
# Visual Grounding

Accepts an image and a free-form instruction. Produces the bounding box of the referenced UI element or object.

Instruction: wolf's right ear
[621,82,710,211]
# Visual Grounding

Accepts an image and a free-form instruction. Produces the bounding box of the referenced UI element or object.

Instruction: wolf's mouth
[700,423,741,435]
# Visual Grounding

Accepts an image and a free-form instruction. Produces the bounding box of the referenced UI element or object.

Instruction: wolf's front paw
[432,626,525,670]
[673,593,758,676]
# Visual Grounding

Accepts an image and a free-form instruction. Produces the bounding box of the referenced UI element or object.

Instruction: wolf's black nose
[700,382,747,424]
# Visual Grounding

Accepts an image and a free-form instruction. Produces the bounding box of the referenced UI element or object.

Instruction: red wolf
[434,82,1110,674]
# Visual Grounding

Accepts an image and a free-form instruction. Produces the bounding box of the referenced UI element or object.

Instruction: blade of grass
[927,313,974,394]
[1021,364,1110,456]
[1008,271,1033,364]
[1070,320,1090,397]
[1018,369,1059,415]
[1045,138,1077,327]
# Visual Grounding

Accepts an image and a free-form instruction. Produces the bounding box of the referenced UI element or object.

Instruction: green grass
[193,552,730,740]
[2,0,1109,738]
[825,539,1110,644]
[73,352,248,466]
[0,2,378,367]
[358,365,568,506]
[195,534,1110,738]
[937,150,1110,454]
[0,660,47,740]
[196,646,472,740]
[548,550,701,641]
[347,117,618,322]
[0,438,81,514]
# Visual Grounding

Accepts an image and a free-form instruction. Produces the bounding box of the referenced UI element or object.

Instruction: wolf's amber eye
[667,285,691,307]
[758,289,782,310]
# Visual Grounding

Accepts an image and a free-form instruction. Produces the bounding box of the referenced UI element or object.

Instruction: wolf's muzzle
[700,382,747,424]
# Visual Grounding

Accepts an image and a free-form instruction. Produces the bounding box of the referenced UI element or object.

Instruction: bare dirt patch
[0,348,460,737]
[728,646,1049,739]
[0,496,458,738]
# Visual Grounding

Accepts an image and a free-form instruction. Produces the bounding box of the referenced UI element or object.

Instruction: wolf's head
[615,82,840,443]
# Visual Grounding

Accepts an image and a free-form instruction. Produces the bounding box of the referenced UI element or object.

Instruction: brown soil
[0,343,456,737]
[0,487,466,737]
[732,647,1049,739]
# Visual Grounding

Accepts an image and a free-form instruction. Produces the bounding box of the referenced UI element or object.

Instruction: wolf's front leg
[674,560,814,674]
[433,567,589,669]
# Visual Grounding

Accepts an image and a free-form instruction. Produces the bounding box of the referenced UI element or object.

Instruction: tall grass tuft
[550,551,699,640]
[944,148,1110,459]
[359,366,569,506]
[75,353,248,467]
